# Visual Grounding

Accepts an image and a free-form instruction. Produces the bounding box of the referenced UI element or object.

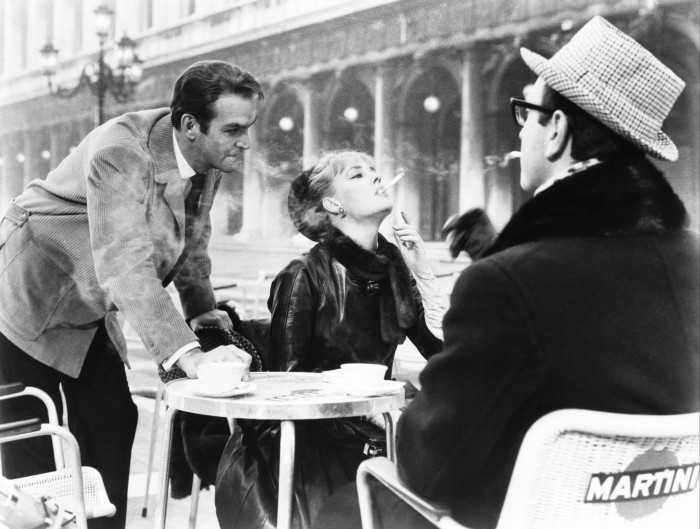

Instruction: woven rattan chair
[357,409,699,529]
[0,383,116,529]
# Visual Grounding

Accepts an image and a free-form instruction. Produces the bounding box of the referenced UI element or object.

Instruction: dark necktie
[184,173,206,239]
[162,173,206,288]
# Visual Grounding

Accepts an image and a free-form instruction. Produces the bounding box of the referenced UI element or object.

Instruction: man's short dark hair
[539,84,644,161]
[170,60,264,133]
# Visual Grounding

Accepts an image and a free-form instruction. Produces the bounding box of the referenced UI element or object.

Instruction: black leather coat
[267,243,442,373]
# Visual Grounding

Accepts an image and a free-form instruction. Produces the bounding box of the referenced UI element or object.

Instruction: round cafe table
[154,371,405,529]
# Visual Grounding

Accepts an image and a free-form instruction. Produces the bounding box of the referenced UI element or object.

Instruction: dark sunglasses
[510,98,556,127]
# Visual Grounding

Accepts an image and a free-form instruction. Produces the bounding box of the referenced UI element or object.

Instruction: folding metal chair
[0,383,116,529]
[358,409,699,529]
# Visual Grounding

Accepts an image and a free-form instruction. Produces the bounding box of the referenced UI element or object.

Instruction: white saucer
[326,380,405,398]
[188,380,257,398]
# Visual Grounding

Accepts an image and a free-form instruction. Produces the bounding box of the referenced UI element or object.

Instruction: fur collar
[483,157,688,257]
[324,227,417,343]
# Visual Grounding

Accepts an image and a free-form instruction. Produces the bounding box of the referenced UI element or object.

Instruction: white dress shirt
[162,131,202,371]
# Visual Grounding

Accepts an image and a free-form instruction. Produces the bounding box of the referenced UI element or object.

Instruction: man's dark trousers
[0,321,138,529]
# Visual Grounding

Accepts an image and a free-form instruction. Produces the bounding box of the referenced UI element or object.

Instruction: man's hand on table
[177,345,252,379]
[190,308,234,333]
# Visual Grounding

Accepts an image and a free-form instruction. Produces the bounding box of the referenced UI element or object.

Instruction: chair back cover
[12,467,116,519]
[498,410,699,529]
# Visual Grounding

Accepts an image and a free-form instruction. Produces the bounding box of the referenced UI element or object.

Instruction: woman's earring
[338,206,347,218]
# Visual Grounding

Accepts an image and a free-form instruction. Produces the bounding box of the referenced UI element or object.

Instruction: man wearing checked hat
[313,16,698,529]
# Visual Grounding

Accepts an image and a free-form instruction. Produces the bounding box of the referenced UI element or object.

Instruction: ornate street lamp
[93,4,113,43]
[40,5,142,127]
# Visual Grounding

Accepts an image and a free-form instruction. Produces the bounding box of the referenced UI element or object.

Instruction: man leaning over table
[0,60,261,528]
[313,16,699,529]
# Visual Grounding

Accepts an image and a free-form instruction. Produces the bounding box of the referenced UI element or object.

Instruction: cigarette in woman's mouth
[378,168,405,194]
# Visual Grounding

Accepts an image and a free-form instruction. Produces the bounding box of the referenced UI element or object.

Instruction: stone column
[235,121,263,240]
[22,130,41,187]
[374,65,402,234]
[458,48,486,211]
[373,66,395,178]
[1,137,26,214]
[0,138,11,215]
[77,118,92,142]
[50,123,70,170]
[300,81,321,168]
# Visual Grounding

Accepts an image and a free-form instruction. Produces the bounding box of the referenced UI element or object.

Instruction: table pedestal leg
[154,406,176,529]
[278,420,296,529]
[382,412,396,462]
[188,474,201,529]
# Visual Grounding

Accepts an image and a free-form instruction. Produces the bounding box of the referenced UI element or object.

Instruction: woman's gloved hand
[392,212,432,277]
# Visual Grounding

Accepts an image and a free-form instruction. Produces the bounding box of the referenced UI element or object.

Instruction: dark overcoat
[397,158,700,529]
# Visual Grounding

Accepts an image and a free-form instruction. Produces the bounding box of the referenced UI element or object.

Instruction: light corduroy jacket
[0,108,220,377]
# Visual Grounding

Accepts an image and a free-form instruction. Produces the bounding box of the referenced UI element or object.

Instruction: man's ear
[321,197,342,215]
[180,114,200,140]
[544,110,570,160]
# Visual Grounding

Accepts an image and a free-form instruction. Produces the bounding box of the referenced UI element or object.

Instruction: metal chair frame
[0,384,64,470]
[0,384,116,529]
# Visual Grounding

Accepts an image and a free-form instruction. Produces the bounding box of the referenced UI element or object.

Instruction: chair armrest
[0,382,25,397]
[357,457,466,529]
[0,385,65,469]
[0,422,88,528]
[0,418,41,438]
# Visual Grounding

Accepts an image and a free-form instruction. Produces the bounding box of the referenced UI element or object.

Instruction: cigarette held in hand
[399,211,415,250]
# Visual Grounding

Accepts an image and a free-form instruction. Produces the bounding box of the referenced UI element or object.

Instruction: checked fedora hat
[520,16,685,161]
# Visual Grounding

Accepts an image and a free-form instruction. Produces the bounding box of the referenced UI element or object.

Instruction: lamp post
[40,5,142,127]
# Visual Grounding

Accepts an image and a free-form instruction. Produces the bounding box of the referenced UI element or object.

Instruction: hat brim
[520,48,679,161]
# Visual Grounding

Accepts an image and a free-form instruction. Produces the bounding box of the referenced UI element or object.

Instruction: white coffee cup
[196,361,247,393]
[340,363,388,387]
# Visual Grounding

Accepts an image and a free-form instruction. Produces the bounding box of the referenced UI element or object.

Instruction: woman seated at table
[215,150,445,529]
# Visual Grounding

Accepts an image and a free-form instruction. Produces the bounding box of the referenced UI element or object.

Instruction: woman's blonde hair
[288,150,373,241]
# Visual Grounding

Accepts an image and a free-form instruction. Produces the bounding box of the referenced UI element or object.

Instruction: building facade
[1,0,698,257]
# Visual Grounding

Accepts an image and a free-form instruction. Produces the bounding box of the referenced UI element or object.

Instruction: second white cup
[340,363,388,387]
